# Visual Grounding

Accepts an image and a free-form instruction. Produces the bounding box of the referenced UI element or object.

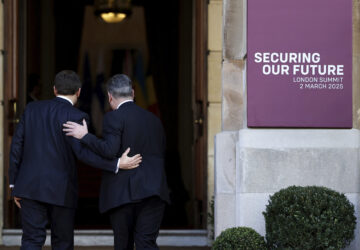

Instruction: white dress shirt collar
[117,100,133,110]
[57,95,74,106]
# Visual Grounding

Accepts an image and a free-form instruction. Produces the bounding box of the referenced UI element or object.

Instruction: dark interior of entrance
[6,0,207,230]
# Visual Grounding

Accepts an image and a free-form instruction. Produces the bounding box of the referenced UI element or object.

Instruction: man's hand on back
[63,119,88,139]
[119,148,142,170]
[63,120,142,170]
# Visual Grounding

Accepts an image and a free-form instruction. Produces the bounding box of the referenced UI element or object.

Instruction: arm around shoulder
[80,112,122,159]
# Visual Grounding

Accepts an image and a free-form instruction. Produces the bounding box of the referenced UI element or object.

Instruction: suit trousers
[109,196,166,250]
[20,198,75,250]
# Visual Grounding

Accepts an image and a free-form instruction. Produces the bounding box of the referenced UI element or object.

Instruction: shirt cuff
[9,184,14,189]
[115,158,120,174]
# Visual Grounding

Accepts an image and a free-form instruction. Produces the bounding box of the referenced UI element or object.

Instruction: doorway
[3,0,208,231]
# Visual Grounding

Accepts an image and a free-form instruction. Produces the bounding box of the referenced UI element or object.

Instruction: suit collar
[117,100,134,109]
[57,95,74,105]
[55,96,73,106]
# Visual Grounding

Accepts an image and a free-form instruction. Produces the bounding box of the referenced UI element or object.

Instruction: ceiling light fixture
[95,0,132,23]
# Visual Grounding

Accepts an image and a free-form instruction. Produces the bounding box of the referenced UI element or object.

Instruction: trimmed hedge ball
[263,186,356,250]
[212,227,267,250]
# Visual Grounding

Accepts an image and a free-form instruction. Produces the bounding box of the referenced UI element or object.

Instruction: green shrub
[212,227,267,250]
[263,186,356,250]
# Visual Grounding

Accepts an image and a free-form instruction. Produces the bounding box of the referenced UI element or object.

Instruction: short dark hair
[54,70,81,95]
[107,74,133,98]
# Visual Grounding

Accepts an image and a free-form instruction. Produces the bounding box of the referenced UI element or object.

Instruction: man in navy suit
[64,74,170,250]
[9,70,141,250]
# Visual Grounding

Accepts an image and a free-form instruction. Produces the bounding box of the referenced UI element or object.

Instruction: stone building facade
[0,0,359,248]
[214,0,360,249]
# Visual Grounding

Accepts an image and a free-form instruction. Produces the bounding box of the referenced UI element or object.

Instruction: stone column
[214,0,246,237]
[207,0,222,234]
[215,1,360,249]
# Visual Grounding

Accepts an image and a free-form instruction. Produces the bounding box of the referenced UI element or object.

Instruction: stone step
[0,247,210,250]
[2,229,211,248]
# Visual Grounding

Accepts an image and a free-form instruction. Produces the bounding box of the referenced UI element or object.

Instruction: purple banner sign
[247,0,352,128]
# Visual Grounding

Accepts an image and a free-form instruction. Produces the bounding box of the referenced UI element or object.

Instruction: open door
[3,0,209,232]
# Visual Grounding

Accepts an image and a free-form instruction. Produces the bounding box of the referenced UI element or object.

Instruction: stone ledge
[2,230,210,247]
[235,129,360,193]
[237,147,360,193]
[238,129,360,149]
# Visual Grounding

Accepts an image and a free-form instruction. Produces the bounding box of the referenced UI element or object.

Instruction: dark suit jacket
[81,101,170,213]
[9,97,118,208]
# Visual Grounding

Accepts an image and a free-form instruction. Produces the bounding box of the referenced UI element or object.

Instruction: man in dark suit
[9,70,141,250]
[63,74,170,250]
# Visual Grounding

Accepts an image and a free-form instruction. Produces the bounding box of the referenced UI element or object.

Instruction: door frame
[3,0,20,229]
[3,0,27,228]
[2,0,210,232]
[193,0,208,229]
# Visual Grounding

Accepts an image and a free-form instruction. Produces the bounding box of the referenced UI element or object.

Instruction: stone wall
[215,0,360,249]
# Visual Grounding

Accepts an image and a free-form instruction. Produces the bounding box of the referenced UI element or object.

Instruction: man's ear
[76,88,81,98]
[53,86,58,96]
[132,89,135,98]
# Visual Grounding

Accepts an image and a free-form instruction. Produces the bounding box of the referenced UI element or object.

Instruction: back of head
[54,70,81,95]
[107,74,133,98]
